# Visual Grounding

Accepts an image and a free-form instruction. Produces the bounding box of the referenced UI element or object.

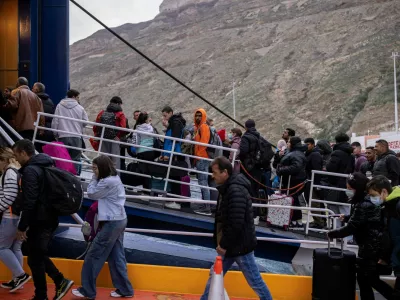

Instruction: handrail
[0,125,16,146]
[0,117,24,140]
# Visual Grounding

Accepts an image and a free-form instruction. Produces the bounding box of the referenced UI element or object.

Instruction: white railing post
[97,127,105,157]
[231,150,237,168]
[164,140,176,191]
[32,114,41,144]
[305,172,315,235]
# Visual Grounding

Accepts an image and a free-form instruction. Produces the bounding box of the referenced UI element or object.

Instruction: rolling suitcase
[312,240,356,300]
[266,176,294,230]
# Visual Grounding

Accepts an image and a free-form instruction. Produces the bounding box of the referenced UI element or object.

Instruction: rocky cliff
[70,0,400,141]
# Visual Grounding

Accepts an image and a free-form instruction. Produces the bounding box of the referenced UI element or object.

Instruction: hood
[217,129,226,142]
[194,108,207,127]
[333,142,353,155]
[20,153,54,172]
[36,92,50,100]
[231,135,241,144]
[60,99,80,109]
[246,127,260,138]
[218,173,251,193]
[106,103,122,113]
[136,123,154,133]
[386,186,400,202]
[291,143,307,152]
[317,140,333,155]
[306,146,320,156]
[379,150,397,159]
[170,113,186,127]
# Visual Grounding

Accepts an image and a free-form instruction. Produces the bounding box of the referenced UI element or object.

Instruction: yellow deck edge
[0,258,313,299]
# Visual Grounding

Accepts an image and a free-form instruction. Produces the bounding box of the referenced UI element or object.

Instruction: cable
[69,0,245,129]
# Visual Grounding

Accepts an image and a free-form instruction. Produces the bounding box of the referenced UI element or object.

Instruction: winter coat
[7,85,45,132]
[328,196,384,260]
[355,154,368,173]
[381,187,400,274]
[36,93,55,127]
[326,142,355,187]
[133,123,154,154]
[230,136,241,173]
[17,154,58,231]
[52,99,88,138]
[214,173,257,257]
[360,161,375,175]
[373,151,400,187]
[316,140,332,171]
[163,113,186,157]
[276,143,307,186]
[239,127,262,172]
[305,147,323,184]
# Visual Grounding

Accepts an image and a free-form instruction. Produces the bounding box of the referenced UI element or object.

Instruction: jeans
[59,137,82,175]
[80,219,133,298]
[196,160,211,210]
[0,217,24,278]
[200,252,272,300]
[263,170,273,197]
[27,222,64,299]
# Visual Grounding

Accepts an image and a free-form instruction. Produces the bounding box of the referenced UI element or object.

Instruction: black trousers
[357,259,393,300]
[27,222,64,299]
[241,168,262,217]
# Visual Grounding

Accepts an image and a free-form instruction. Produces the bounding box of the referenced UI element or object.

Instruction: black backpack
[1,168,23,216]
[99,111,118,140]
[43,167,83,216]
[256,137,274,168]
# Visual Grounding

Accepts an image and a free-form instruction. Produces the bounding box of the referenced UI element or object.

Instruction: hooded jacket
[305,147,323,184]
[316,140,332,171]
[326,142,355,186]
[194,108,210,159]
[277,143,307,185]
[239,127,262,172]
[328,195,383,260]
[355,154,368,173]
[134,123,154,153]
[7,85,45,132]
[381,187,400,273]
[162,113,186,157]
[214,173,257,257]
[18,154,58,231]
[373,151,400,186]
[93,103,127,139]
[36,93,55,127]
[52,98,89,138]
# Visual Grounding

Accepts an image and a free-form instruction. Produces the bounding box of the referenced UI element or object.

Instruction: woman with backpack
[72,155,133,299]
[0,147,31,292]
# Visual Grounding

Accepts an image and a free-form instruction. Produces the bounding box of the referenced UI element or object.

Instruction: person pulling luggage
[328,173,392,300]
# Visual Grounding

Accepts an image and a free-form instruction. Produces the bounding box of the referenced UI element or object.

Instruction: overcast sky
[69,0,163,44]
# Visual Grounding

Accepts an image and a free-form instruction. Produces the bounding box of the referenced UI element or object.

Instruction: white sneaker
[165,202,181,210]
[111,290,133,298]
[72,289,87,298]
[254,216,260,225]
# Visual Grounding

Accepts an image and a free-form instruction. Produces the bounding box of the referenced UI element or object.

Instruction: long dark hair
[134,112,149,129]
[93,155,117,180]
[347,172,369,204]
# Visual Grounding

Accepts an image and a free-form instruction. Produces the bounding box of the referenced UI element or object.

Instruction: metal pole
[305,172,315,235]
[394,52,399,133]
[232,81,236,128]
[97,127,105,157]
[164,140,176,191]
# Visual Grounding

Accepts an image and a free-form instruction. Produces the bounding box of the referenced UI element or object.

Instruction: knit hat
[217,129,226,142]
[245,119,255,129]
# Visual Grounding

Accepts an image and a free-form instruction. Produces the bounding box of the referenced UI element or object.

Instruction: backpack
[199,126,223,159]
[1,168,23,216]
[43,166,83,216]
[256,137,274,168]
[99,111,118,140]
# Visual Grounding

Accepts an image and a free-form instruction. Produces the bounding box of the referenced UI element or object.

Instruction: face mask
[370,196,383,206]
[228,133,233,140]
[345,190,355,198]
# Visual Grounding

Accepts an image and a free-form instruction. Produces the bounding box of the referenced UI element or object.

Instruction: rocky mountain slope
[70,0,400,141]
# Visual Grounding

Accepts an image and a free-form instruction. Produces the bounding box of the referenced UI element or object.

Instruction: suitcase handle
[327,238,344,258]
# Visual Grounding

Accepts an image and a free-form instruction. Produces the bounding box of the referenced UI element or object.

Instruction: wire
[69,0,245,129]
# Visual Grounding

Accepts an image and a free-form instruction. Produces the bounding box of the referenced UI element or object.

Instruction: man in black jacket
[12,140,73,300]
[373,139,400,186]
[239,119,263,224]
[200,157,272,300]
[325,133,355,225]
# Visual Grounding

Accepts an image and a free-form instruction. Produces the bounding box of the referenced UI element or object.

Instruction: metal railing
[33,112,238,194]
[305,170,352,235]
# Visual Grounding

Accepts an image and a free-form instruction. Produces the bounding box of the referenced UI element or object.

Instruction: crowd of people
[2,77,400,299]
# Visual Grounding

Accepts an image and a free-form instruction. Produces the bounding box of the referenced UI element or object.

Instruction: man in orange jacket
[193,108,212,216]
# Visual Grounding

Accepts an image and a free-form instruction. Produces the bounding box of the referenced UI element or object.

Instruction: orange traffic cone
[208,256,228,300]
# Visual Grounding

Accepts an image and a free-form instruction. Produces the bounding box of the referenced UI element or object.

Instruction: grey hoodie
[52,98,89,138]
